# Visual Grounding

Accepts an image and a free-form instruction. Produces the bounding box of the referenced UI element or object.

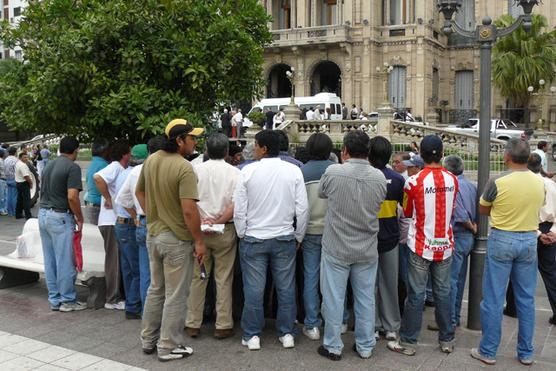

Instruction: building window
[279,0,291,29]
[389,66,407,109]
[389,0,412,25]
[14,50,22,60]
[508,0,524,19]
[321,0,338,26]
[455,70,474,110]
[13,7,21,17]
[456,0,475,31]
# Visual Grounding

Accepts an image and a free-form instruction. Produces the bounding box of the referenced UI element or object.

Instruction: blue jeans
[399,243,409,286]
[0,179,7,213]
[6,179,17,216]
[400,250,454,348]
[239,235,297,339]
[479,229,537,361]
[136,216,150,312]
[38,208,77,307]
[302,234,322,329]
[321,252,378,357]
[114,222,141,314]
[450,231,474,327]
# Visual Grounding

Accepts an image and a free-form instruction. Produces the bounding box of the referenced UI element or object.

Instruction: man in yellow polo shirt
[471,138,545,366]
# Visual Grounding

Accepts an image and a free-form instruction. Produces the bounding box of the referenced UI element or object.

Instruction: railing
[280,119,378,143]
[269,25,351,48]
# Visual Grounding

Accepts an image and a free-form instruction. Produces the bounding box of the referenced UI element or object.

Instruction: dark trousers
[15,181,32,219]
[222,125,232,138]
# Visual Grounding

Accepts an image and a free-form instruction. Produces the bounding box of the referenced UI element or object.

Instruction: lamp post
[284,67,301,121]
[437,0,540,331]
[528,79,553,131]
[286,67,296,105]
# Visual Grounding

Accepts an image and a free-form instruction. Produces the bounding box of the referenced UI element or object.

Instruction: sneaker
[317,345,342,361]
[279,333,295,349]
[518,358,533,366]
[341,323,348,334]
[385,331,397,341]
[104,301,125,310]
[59,302,87,312]
[302,327,320,341]
[0,211,8,216]
[352,343,372,359]
[142,346,156,355]
[387,340,416,356]
[440,344,454,354]
[374,331,380,340]
[470,348,496,365]
[50,305,60,311]
[241,336,261,351]
[549,316,556,326]
[158,345,193,362]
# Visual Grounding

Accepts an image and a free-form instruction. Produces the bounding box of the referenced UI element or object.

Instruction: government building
[259,0,556,126]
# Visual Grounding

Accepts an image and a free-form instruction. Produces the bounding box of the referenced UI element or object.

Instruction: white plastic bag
[16,236,33,258]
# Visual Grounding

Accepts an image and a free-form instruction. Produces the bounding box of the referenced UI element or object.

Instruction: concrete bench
[0,218,107,309]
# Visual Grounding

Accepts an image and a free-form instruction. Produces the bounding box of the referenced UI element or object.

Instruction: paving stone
[0,334,29,347]
[3,338,51,355]
[0,355,45,370]
[0,349,18,363]
[80,358,142,371]
[51,352,103,370]
[27,345,77,363]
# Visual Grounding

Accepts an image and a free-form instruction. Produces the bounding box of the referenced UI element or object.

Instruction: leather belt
[117,217,135,225]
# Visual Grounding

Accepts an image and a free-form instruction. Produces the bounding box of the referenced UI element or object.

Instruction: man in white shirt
[184,133,240,340]
[94,140,131,312]
[232,109,243,138]
[306,107,315,120]
[533,141,554,178]
[234,130,308,351]
[116,138,165,312]
[273,108,285,129]
[14,152,33,219]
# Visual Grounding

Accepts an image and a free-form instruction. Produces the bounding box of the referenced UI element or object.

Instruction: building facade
[1,0,26,60]
[261,0,556,126]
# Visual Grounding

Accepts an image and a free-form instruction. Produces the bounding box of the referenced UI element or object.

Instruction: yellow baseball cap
[164,119,204,139]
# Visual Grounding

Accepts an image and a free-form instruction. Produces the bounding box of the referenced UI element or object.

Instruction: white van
[244,93,343,127]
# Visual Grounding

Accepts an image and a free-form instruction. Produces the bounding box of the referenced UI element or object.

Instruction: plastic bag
[16,236,32,258]
[73,231,83,272]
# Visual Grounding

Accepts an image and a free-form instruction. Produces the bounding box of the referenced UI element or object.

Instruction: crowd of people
[4,120,556,366]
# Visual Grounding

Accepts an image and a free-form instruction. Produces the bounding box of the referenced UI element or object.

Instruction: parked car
[446,118,524,140]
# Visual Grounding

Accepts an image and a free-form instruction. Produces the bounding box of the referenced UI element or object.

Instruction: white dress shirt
[234,157,308,242]
[539,173,556,235]
[115,164,144,216]
[533,149,548,173]
[195,159,240,220]
[15,160,31,183]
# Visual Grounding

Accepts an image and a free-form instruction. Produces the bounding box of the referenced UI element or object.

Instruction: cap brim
[402,160,414,167]
[189,128,204,137]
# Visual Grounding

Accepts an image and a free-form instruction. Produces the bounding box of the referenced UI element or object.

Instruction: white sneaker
[374,331,380,340]
[59,302,87,312]
[385,331,397,341]
[241,336,261,351]
[302,327,320,341]
[341,323,348,334]
[104,301,125,310]
[279,333,295,348]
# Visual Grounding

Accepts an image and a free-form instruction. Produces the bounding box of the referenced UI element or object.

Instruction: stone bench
[0,218,107,309]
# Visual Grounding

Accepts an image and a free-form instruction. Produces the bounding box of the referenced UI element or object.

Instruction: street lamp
[528,79,552,131]
[437,0,539,331]
[286,67,296,105]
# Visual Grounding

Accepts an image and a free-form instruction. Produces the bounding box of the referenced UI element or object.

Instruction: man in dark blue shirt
[369,136,405,341]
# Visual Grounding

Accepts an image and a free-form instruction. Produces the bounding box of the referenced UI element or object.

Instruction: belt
[43,208,71,214]
[117,217,135,225]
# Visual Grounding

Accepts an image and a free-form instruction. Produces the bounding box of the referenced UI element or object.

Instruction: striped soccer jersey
[403,167,459,262]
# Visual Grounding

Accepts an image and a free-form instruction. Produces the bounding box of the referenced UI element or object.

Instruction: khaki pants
[84,205,100,225]
[98,225,122,304]
[141,231,194,354]
[186,224,237,330]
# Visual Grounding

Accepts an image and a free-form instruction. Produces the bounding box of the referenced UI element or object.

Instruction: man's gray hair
[527,152,542,174]
[505,138,530,164]
[443,155,464,176]
[242,142,255,161]
[206,133,229,160]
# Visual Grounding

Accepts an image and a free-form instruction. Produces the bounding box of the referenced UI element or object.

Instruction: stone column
[310,0,317,26]
[377,106,395,137]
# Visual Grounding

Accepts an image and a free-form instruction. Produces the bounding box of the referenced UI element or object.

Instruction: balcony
[269,25,351,49]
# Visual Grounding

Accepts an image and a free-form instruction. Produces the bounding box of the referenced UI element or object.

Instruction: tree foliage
[493,14,556,108]
[0,0,271,141]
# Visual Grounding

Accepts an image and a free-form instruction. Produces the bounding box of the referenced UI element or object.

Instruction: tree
[0,0,271,141]
[492,14,556,109]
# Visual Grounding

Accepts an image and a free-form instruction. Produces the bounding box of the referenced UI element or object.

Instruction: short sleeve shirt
[95,161,124,226]
[39,156,82,210]
[15,161,31,183]
[137,151,199,241]
[480,170,545,231]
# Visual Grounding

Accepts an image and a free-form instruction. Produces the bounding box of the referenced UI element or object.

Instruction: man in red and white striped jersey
[388,135,458,356]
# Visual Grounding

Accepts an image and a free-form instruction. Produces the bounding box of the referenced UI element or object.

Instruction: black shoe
[318,345,342,361]
[143,346,156,355]
[125,312,141,320]
[549,316,556,326]
[503,307,517,318]
[424,300,435,307]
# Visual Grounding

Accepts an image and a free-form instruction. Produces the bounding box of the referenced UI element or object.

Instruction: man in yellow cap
[136,119,206,362]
